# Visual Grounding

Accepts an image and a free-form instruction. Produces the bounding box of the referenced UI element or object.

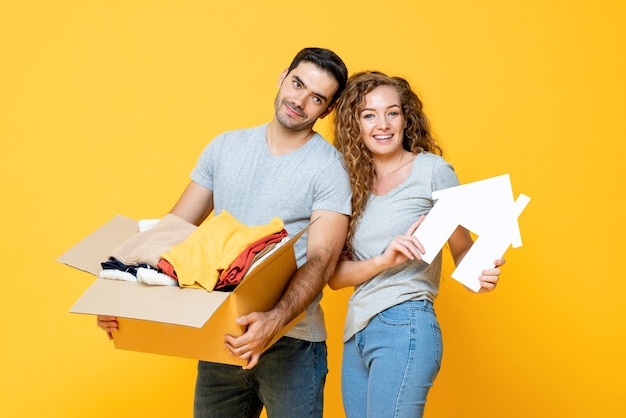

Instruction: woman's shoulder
[413,151,453,171]
[412,152,458,187]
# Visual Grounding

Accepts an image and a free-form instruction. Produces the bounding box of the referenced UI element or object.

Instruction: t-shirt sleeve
[190,136,221,190]
[431,156,459,192]
[312,156,352,216]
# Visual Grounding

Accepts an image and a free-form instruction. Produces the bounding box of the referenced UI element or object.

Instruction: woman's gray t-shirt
[344,152,458,342]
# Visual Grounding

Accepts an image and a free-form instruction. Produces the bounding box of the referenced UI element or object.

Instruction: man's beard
[274,96,314,132]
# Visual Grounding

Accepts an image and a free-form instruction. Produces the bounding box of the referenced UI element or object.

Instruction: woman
[330,71,504,418]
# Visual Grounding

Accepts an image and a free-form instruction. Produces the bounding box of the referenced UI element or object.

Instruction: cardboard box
[57,215,306,366]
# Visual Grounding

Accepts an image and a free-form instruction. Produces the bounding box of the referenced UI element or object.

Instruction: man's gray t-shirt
[191,123,351,342]
[344,152,459,342]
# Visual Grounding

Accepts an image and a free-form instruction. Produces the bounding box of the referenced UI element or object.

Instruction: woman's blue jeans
[194,336,327,418]
[342,300,443,418]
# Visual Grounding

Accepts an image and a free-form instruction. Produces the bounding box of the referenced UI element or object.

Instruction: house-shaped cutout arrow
[413,174,530,292]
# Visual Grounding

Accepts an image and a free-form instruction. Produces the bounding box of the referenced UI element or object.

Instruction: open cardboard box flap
[57,215,307,365]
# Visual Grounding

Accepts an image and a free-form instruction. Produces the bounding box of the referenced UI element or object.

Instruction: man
[97,47,351,418]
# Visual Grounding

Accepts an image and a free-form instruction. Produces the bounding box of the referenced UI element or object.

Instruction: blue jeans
[194,336,327,418]
[342,300,443,418]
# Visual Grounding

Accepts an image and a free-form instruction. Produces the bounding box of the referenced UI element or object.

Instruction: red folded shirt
[216,229,288,290]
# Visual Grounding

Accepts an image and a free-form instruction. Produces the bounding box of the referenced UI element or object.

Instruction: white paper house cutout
[413,174,530,292]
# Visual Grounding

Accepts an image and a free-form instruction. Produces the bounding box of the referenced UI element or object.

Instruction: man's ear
[319,103,336,119]
[278,69,288,87]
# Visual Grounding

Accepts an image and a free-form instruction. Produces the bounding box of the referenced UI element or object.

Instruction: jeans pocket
[377,304,411,326]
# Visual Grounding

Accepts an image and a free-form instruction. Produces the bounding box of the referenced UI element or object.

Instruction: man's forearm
[270,253,332,329]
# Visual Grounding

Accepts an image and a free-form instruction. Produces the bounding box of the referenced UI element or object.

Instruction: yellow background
[2,1,624,417]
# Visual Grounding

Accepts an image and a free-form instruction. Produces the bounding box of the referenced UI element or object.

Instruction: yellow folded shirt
[161,210,284,291]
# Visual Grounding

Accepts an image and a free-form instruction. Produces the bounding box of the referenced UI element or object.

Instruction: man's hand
[96,315,118,340]
[224,311,281,369]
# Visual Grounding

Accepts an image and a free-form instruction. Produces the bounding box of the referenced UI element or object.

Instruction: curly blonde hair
[332,71,443,259]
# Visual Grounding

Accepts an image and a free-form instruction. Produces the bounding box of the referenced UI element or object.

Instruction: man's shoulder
[308,132,342,157]
[218,123,266,140]
[207,124,266,154]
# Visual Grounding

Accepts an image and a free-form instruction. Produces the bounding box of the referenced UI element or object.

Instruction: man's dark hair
[287,47,348,105]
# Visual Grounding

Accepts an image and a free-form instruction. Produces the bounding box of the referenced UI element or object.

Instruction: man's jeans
[194,336,327,418]
[342,300,443,418]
